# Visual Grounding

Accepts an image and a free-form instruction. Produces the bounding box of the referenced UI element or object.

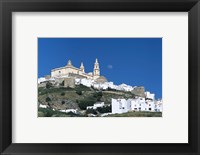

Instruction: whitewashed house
[145,91,155,100]
[155,99,163,112]
[75,78,81,85]
[128,97,146,111]
[39,104,48,108]
[87,102,104,110]
[117,83,134,91]
[38,77,46,84]
[81,78,94,87]
[145,99,155,112]
[111,94,162,114]
[59,109,78,114]
[111,99,131,114]
[38,77,55,84]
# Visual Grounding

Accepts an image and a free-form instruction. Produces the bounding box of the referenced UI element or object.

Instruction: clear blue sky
[38,38,162,99]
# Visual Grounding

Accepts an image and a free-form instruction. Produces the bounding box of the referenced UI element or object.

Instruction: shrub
[107,87,116,91]
[38,108,54,117]
[45,97,51,102]
[46,82,52,89]
[38,108,72,117]
[97,105,111,114]
[75,84,91,91]
[86,108,97,115]
[61,92,65,96]
[76,90,82,95]
[93,91,103,101]
[78,97,96,110]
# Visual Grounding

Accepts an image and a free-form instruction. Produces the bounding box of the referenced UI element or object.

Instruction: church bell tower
[80,62,85,73]
[93,58,100,79]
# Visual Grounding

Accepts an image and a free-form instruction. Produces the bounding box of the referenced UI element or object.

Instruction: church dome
[96,76,107,83]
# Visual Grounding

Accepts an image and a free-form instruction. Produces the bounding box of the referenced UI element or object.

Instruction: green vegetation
[38,108,79,117]
[39,84,91,96]
[38,83,162,117]
[38,87,74,95]
[107,87,117,91]
[45,97,51,102]
[61,92,65,96]
[86,108,97,115]
[74,84,91,91]
[93,91,103,101]
[76,90,82,95]
[46,82,52,89]
[77,91,103,110]
[78,96,96,110]
[106,111,162,117]
[97,106,111,114]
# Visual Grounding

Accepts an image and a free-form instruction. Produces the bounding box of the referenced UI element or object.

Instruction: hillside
[38,84,136,117]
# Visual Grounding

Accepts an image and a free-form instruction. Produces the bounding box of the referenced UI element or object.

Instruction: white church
[51,58,101,80]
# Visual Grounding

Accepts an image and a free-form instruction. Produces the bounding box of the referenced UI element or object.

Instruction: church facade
[51,59,100,80]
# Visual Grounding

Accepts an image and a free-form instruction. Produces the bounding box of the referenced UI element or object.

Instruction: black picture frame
[0,0,200,154]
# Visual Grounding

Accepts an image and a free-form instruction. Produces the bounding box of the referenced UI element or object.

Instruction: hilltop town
[38,59,162,117]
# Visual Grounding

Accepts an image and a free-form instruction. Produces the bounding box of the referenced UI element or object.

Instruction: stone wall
[64,78,75,88]
[132,86,145,97]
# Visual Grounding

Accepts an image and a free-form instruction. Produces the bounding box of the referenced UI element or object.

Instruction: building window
[149,108,151,111]
[59,71,61,74]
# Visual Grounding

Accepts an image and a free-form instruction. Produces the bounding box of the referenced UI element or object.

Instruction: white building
[59,109,78,114]
[117,83,134,91]
[51,59,100,80]
[38,77,46,84]
[111,95,162,114]
[145,99,155,112]
[79,78,94,87]
[155,99,163,112]
[87,102,104,110]
[39,104,48,108]
[111,99,131,114]
[145,91,155,100]
[128,97,146,111]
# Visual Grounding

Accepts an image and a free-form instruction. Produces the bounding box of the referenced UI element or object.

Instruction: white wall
[112,99,129,114]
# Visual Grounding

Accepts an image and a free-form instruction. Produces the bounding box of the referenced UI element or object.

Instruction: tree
[61,92,65,96]
[86,108,97,115]
[93,91,103,101]
[46,82,52,89]
[78,97,96,110]
[46,97,51,102]
[97,105,111,113]
[76,90,82,95]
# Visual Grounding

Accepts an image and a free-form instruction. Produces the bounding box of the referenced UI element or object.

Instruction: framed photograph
[0,0,200,154]
[38,37,162,117]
